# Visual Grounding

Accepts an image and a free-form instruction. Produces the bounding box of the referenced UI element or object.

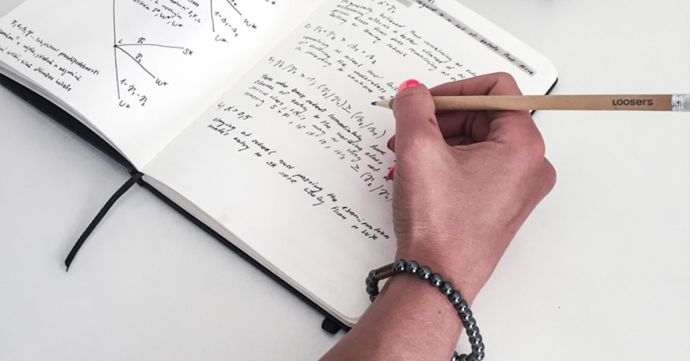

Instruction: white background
[1,0,688,360]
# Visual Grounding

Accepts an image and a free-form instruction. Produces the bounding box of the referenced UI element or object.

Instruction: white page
[144,0,557,323]
[0,0,324,168]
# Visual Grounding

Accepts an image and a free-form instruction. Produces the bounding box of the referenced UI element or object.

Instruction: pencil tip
[371,99,394,109]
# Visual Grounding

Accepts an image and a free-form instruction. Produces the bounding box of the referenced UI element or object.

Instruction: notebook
[0,0,557,326]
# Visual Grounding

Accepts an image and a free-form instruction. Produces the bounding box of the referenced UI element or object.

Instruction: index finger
[431,72,542,146]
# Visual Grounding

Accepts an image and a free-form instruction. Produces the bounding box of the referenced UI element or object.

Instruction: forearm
[321,272,477,361]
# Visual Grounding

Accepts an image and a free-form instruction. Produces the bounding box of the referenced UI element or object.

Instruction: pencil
[372,94,690,112]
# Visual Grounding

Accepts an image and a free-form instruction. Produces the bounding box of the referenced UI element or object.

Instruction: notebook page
[0,0,324,168]
[144,0,557,322]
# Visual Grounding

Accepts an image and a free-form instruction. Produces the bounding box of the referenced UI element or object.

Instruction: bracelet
[366,259,485,361]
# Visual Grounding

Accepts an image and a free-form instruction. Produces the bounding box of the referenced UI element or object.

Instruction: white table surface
[1,1,688,360]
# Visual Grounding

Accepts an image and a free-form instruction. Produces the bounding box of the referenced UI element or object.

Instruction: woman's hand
[322,73,555,361]
[390,73,556,302]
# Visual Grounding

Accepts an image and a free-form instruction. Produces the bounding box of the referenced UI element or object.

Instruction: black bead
[456,300,468,314]
[429,273,443,287]
[462,315,476,328]
[417,266,432,280]
[449,291,462,305]
[405,260,419,274]
[440,281,454,295]
[393,259,406,272]
[469,333,482,345]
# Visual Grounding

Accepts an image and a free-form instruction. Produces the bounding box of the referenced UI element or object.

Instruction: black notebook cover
[0,74,350,333]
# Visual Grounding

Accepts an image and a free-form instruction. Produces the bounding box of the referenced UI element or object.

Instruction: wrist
[366,259,487,361]
[396,243,487,304]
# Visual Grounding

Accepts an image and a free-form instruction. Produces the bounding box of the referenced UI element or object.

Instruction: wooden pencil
[372,94,690,112]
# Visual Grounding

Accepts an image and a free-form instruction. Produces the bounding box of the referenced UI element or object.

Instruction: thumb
[392,80,445,160]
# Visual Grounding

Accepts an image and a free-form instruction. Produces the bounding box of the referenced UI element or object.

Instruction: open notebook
[0,0,557,325]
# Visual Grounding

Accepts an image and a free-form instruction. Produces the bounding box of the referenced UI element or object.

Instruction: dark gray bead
[456,299,468,314]
[451,353,460,361]
[469,333,482,345]
[417,266,432,280]
[440,281,454,295]
[405,260,419,274]
[393,259,406,272]
[466,354,476,361]
[475,351,485,361]
[466,317,477,330]
[460,314,472,326]
[468,325,480,336]
[429,273,443,287]
[449,291,462,305]
[462,315,476,328]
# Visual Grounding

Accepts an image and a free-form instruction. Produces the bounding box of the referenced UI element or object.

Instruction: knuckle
[494,71,514,81]
[493,72,517,85]
[543,160,557,190]
[509,136,546,163]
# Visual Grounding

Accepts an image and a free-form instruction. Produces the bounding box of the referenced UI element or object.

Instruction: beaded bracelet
[366,259,485,361]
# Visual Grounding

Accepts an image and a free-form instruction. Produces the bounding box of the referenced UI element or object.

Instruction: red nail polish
[397,79,421,94]
[387,164,397,180]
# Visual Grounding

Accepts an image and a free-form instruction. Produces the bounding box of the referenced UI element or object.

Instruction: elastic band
[64,172,143,271]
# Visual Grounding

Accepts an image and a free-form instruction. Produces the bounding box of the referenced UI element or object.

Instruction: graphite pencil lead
[372,99,394,109]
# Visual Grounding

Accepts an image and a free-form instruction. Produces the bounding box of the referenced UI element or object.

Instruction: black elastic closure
[64,171,143,271]
[321,317,343,334]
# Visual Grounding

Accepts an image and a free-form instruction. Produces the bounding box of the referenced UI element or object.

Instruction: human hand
[389,73,556,303]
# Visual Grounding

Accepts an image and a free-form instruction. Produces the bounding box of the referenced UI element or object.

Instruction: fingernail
[386,164,397,181]
[397,79,421,94]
